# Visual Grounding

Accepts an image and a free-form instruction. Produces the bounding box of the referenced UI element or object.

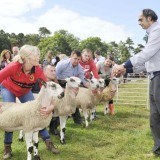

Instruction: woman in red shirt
[79,48,99,79]
[0,45,58,159]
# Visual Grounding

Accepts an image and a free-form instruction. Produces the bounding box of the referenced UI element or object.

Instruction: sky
[0,0,160,45]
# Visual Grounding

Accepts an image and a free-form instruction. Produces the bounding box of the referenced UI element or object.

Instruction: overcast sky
[0,0,160,45]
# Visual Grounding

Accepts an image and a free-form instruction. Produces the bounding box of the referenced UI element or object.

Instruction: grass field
[0,104,158,160]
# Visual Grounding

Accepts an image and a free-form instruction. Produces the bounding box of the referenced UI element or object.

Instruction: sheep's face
[98,79,105,88]
[46,81,64,98]
[89,78,99,90]
[109,79,117,94]
[65,77,81,94]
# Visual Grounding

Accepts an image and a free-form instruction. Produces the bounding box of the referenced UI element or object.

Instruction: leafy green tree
[0,30,11,52]
[38,27,51,38]
[133,44,144,54]
[79,37,108,57]
[38,30,79,61]
[24,34,41,46]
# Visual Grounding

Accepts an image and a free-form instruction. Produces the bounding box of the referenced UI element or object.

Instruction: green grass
[0,104,158,160]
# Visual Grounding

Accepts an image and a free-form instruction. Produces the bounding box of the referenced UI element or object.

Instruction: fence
[115,73,149,109]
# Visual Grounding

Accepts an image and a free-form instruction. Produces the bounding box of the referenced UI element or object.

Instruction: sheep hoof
[60,139,66,145]
[34,155,41,160]
[18,138,24,142]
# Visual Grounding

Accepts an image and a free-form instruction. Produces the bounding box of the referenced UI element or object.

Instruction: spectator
[94,50,105,64]
[96,55,115,115]
[0,50,12,70]
[12,46,19,57]
[79,49,99,79]
[42,50,53,68]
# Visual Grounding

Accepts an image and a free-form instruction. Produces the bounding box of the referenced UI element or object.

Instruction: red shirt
[79,59,99,79]
[0,62,46,97]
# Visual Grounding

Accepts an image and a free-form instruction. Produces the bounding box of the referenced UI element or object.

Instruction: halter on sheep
[0,81,63,160]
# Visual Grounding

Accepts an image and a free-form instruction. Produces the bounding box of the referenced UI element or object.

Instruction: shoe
[45,139,60,154]
[3,144,12,159]
[145,152,160,158]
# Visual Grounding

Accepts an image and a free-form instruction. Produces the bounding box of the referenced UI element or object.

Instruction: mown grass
[0,104,158,160]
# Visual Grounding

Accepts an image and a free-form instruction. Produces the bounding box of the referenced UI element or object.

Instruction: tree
[38,30,79,61]
[79,37,108,57]
[0,30,11,52]
[24,34,41,46]
[38,27,51,38]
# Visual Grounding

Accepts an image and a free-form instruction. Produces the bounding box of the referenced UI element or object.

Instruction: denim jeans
[1,85,50,144]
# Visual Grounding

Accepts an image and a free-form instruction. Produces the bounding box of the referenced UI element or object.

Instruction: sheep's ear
[41,80,47,87]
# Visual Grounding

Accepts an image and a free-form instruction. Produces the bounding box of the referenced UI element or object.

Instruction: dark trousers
[72,108,82,123]
[49,117,60,132]
[150,74,160,152]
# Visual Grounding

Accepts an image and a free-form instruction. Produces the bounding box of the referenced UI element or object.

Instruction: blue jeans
[1,85,50,144]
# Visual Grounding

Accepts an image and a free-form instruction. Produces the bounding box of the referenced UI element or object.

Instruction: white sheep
[0,81,63,160]
[76,78,100,127]
[90,78,105,121]
[52,76,81,144]
[100,79,117,115]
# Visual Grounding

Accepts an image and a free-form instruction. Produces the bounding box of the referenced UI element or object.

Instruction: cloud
[0,0,45,16]
[0,2,132,42]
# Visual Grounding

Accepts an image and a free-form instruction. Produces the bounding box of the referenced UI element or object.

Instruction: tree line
[0,27,147,63]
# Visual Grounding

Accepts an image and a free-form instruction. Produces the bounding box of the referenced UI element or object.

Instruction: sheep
[90,78,105,121]
[76,78,100,127]
[52,76,81,144]
[100,79,117,115]
[0,81,63,160]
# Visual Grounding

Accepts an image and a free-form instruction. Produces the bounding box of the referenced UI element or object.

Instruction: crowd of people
[0,8,160,159]
[0,44,115,159]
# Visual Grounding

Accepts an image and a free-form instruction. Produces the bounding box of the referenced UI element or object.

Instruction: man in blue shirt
[113,9,160,157]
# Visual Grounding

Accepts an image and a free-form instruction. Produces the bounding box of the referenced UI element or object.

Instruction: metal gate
[115,73,149,109]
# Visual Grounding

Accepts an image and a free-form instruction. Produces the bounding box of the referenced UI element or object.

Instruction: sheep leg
[104,102,109,115]
[90,108,96,121]
[59,116,67,144]
[33,131,41,160]
[25,131,34,160]
[18,130,24,142]
[83,110,89,127]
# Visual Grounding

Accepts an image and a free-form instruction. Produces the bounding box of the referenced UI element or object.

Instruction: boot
[3,144,12,159]
[45,139,60,154]
[109,104,115,115]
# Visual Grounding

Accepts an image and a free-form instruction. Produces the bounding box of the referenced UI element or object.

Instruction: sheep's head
[108,79,117,95]
[65,77,81,95]
[98,78,105,92]
[89,78,99,89]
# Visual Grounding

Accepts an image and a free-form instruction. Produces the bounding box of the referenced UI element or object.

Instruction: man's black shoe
[153,150,160,156]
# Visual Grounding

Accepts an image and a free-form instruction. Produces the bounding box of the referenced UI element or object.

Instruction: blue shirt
[56,58,86,84]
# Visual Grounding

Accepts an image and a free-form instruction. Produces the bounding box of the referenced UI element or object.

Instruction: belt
[150,71,160,80]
